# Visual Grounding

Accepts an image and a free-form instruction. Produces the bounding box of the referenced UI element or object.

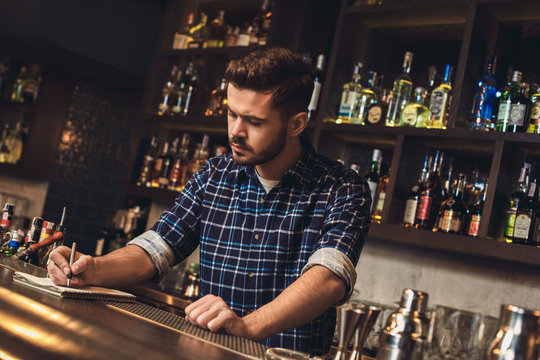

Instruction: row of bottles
[471,55,540,134]
[0,120,26,164]
[156,63,228,118]
[136,133,227,192]
[172,0,272,50]
[0,59,42,103]
[332,51,539,133]
[334,52,453,129]
[503,162,539,246]
[0,204,66,265]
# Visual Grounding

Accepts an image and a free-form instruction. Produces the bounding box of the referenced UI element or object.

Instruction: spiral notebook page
[13,271,136,302]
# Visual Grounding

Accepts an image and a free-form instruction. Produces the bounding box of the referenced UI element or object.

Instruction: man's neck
[255,137,303,181]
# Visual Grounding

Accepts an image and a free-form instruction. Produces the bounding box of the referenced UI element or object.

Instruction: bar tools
[348,303,382,360]
[334,304,366,360]
[486,304,540,360]
[375,288,430,360]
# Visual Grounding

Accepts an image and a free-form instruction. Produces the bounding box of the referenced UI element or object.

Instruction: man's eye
[227,111,237,118]
[250,120,262,127]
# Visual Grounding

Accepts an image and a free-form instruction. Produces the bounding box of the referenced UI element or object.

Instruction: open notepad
[13,272,137,303]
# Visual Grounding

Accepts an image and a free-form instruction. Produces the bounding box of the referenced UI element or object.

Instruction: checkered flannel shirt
[129,137,371,354]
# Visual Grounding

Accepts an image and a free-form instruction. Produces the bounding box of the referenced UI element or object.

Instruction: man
[48,47,371,354]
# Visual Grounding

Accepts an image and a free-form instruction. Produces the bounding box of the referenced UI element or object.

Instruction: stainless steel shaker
[375,289,430,360]
[486,305,540,360]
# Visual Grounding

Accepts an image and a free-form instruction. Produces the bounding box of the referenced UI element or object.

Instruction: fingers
[185,294,234,330]
[48,246,72,275]
[47,246,94,287]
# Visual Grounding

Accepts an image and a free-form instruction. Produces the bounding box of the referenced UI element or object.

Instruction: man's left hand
[185,294,251,338]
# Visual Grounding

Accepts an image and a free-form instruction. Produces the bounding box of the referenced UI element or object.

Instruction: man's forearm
[242,265,346,340]
[92,245,157,288]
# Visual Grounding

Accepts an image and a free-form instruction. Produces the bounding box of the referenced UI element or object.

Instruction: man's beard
[229,125,287,166]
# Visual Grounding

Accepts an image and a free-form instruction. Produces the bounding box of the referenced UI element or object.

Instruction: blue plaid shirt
[130,138,371,354]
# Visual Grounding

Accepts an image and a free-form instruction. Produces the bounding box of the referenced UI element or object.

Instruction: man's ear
[288,112,308,137]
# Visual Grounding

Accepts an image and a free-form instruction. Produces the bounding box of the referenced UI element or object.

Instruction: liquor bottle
[0,59,8,100]
[465,180,487,237]
[336,62,363,124]
[512,179,537,245]
[137,135,159,187]
[403,155,431,227]
[171,62,193,116]
[187,13,208,49]
[441,162,454,202]
[385,51,414,127]
[371,170,389,224]
[307,54,325,123]
[527,84,540,134]
[2,230,21,257]
[10,66,27,103]
[21,217,44,265]
[0,125,10,163]
[205,10,226,48]
[254,0,272,46]
[356,71,379,125]
[364,149,382,213]
[0,203,14,246]
[503,162,531,243]
[150,141,170,188]
[425,66,437,103]
[168,148,183,192]
[5,120,24,164]
[182,71,199,116]
[400,87,429,127]
[365,84,389,127]
[496,71,529,133]
[237,25,252,46]
[172,12,194,50]
[470,55,497,131]
[95,221,113,256]
[224,26,239,47]
[414,150,443,230]
[205,78,227,116]
[178,133,192,185]
[511,82,531,132]
[157,65,179,116]
[428,64,453,129]
[188,135,210,179]
[22,64,41,103]
[435,173,468,234]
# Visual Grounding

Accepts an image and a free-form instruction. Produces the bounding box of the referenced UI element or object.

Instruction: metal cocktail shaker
[375,289,430,360]
[486,305,540,360]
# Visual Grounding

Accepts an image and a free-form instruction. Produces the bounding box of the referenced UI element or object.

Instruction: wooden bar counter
[0,256,265,360]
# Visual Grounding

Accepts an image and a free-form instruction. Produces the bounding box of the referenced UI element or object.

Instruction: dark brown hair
[224,47,314,121]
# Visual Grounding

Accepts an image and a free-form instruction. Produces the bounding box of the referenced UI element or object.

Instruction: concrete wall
[351,239,540,317]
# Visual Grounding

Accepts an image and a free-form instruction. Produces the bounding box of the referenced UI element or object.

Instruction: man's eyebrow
[226,104,267,122]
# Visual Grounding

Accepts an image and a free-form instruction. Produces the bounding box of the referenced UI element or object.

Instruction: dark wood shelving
[163,45,265,59]
[146,114,228,134]
[368,223,540,267]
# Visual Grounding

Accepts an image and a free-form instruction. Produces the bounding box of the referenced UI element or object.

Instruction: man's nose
[230,118,247,138]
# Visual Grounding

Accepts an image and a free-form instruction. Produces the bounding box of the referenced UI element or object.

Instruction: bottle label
[403,199,418,225]
[1,212,11,227]
[509,104,527,126]
[530,103,540,124]
[513,213,531,240]
[439,210,462,233]
[497,102,510,123]
[95,237,105,256]
[308,81,322,111]
[467,214,481,236]
[416,195,432,221]
[429,89,447,121]
[338,91,358,119]
[504,209,517,237]
[375,192,385,212]
[401,105,418,126]
[367,105,383,124]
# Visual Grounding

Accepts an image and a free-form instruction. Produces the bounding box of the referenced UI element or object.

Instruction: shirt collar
[235,135,317,188]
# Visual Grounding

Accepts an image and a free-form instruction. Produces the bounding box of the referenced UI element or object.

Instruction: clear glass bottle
[172,12,194,50]
[205,78,228,116]
[428,64,453,129]
[385,51,413,127]
[307,54,325,123]
[336,62,363,124]
[425,66,437,104]
[187,13,208,49]
[400,87,429,127]
[151,141,170,188]
[371,171,389,224]
[356,71,379,125]
[190,134,210,176]
[470,55,497,131]
[205,10,226,48]
[157,65,179,116]
[503,162,531,243]
[527,83,540,133]
[5,120,24,164]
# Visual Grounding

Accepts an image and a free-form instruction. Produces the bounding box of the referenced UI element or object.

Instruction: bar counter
[0,256,266,360]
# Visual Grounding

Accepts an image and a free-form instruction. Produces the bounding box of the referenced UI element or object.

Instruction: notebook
[13,271,137,303]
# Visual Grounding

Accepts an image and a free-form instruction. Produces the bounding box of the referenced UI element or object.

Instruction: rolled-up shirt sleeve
[303,169,371,303]
[128,230,175,280]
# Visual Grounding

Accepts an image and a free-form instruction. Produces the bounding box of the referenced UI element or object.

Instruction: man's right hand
[47,246,96,287]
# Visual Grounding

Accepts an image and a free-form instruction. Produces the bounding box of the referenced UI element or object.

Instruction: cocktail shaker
[375,289,430,360]
[486,305,540,360]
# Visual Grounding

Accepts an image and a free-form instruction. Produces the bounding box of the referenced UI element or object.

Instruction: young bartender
[48,47,371,355]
